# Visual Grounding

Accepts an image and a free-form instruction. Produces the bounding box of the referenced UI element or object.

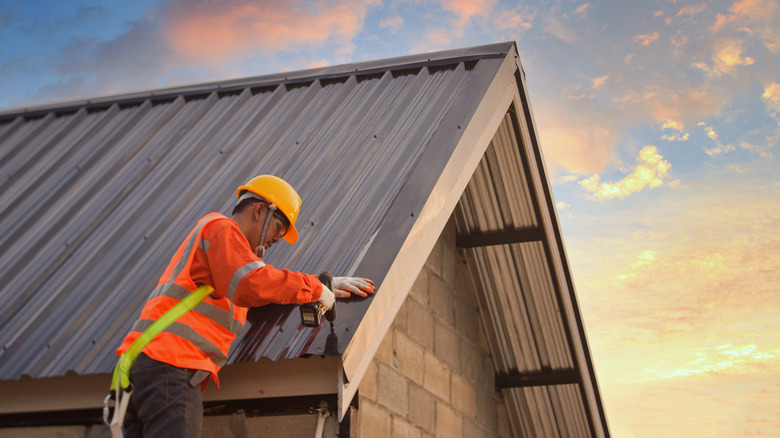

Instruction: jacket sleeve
[203,218,322,308]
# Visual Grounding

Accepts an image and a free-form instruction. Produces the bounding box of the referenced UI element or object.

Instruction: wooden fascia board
[0,357,340,415]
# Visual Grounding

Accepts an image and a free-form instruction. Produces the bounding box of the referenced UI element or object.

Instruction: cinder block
[408,384,436,433]
[409,266,430,305]
[360,360,378,402]
[440,227,458,288]
[423,352,450,401]
[436,401,462,438]
[424,235,444,277]
[404,298,434,351]
[378,363,409,417]
[395,331,424,385]
[460,340,488,386]
[434,320,460,372]
[375,327,395,366]
[429,275,454,325]
[359,399,392,438]
[454,299,479,344]
[450,373,476,418]
[392,416,422,438]
[476,389,499,433]
[455,255,478,308]
[463,418,488,438]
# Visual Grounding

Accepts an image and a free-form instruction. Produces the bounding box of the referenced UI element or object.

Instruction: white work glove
[333,277,375,298]
[318,283,335,311]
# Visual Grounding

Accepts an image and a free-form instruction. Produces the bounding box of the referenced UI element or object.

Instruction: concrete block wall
[358,218,512,438]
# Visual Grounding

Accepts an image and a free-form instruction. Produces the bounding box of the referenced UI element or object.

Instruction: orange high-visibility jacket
[117,212,322,387]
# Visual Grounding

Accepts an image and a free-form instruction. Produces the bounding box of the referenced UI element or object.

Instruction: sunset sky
[1,1,778,436]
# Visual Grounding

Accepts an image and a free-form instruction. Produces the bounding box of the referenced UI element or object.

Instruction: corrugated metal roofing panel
[0,46,496,381]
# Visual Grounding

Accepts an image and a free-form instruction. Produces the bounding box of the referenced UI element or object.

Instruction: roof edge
[337,44,521,420]
[0,42,517,119]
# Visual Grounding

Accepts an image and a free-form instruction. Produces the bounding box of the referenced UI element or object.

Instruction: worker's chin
[255,246,265,258]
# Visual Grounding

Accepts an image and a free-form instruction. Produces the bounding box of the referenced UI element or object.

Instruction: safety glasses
[272,210,290,238]
[254,201,290,239]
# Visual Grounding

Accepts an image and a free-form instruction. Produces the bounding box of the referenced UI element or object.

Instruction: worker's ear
[254,203,265,222]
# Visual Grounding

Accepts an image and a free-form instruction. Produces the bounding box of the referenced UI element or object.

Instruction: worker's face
[254,203,289,252]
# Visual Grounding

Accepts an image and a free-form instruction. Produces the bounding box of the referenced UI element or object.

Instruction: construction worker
[115,175,374,438]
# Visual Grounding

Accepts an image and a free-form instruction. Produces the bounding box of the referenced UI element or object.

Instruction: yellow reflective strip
[226,260,265,301]
[130,319,228,367]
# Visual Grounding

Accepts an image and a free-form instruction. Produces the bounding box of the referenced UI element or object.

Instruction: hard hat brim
[283,225,298,244]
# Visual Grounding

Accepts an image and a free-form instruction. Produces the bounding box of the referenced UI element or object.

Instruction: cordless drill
[300,271,336,327]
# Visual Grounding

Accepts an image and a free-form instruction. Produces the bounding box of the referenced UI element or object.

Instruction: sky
[1,0,778,436]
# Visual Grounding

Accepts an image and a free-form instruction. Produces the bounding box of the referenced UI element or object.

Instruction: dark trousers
[123,354,205,438]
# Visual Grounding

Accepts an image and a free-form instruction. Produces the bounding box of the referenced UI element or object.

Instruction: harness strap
[110,284,215,391]
[104,285,214,435]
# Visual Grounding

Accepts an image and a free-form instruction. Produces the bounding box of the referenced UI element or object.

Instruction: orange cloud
[632,31,660,46]
[762,82,780,113]
[535,113,616,174]
[579,146,675,200]
[591,74,609,89]
[440,0,495,25]
[693,40,755,75]
[575,3,591,16]
[678,3,708,17]
[712,0,777,31]
[662,119,684,131]
[163,0,379,64]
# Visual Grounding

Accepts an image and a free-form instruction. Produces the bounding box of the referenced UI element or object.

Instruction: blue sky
[2,1,778,436]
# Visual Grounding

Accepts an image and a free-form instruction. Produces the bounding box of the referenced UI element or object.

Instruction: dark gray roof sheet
[0,43,506,379]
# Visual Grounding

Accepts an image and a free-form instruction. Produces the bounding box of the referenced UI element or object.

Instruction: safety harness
[103,284,214,438]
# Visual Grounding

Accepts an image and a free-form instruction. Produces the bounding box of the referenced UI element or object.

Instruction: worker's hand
[318,283,335,311]
[333,277,375,298]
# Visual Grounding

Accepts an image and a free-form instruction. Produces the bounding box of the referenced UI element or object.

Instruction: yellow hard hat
[237,175,301,244]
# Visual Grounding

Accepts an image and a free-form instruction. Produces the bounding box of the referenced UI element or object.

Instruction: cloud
[714,40,755,71]
[692,39,755,76]
[163,0,379,64]
[535,111,617,174]
[702,125,736,155]
[591,74,609,89]
[712,0,777,31]
[763,82,780,113]
[661,133,690,141]
[677,3,708,17]
[543,15,578,43]
[632,32,659,46]
[439,0,495,25]
[379,15,403,32]
[579,146,675,200]
[662,119,684,131]
[574,3,591,16]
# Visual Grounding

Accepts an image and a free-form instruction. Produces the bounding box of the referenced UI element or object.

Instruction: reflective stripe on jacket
[116,212,322,387]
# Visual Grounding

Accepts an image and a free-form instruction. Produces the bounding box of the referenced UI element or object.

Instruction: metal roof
[0,42,608,436]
